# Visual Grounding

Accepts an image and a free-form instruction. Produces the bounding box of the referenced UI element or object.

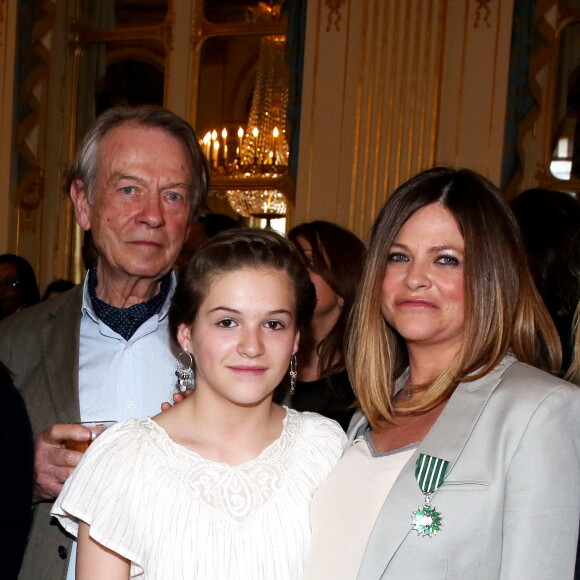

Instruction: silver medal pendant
[411,494,443,537]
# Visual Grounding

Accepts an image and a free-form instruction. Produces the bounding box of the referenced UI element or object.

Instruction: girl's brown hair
[169,228,316,342]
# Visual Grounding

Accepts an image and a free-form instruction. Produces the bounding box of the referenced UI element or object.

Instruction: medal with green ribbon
[411,453,449,537]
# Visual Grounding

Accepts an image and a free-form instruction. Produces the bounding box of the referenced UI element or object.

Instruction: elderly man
[0,106,209,579]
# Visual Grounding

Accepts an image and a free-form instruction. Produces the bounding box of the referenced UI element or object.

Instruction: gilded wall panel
[295,0,514,238]
[0,0,18,253]
[1,0,81,289]
[295,0,446,239]
[435,0,514,180]
[7,0,59,291]
[348,0,446,235]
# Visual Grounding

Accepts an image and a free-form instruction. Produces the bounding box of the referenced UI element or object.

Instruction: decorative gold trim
[189,4,286,48]
[191,13,201,49]
[347,0,446,232]
[104,40,166,70]
[326,0,346,32]
[534,161,548,183]
[16,0,55,230]
[0,0,5,49]
[431,0,447,169]
[210,173,292,192]
[474,0,492,29]
[71,22,172,48]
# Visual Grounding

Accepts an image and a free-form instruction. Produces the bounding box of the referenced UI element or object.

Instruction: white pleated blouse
[52,409,347,579]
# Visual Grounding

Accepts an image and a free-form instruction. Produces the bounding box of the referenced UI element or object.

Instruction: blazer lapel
[356,356,516,580]
[39,286,83,424]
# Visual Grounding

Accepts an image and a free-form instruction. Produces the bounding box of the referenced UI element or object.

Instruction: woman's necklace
[401,382,430,400]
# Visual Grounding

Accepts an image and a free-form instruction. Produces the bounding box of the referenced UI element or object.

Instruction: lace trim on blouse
[140,408,301,523]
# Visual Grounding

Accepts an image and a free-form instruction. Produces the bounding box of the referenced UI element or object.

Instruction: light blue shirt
[66,272,179,579]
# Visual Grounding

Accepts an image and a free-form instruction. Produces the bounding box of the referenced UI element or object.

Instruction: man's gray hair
[67,106,210,221]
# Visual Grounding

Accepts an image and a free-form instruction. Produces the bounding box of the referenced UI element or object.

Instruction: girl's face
[177,267,300,408]
[381,203,465,359]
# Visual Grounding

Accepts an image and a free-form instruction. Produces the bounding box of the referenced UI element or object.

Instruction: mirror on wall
[75,39,166,145]
[197,34,289,173]
[72,0,291,231]
[196,35,261,161]
[73,0,169,143]
[550,20,580,180]
[197,30,291,232]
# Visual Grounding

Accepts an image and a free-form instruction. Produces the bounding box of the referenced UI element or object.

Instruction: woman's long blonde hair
[347,168,562,429]
[565,301,580,385]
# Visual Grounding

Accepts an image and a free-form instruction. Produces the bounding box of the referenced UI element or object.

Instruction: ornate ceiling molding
[0,0,5,49]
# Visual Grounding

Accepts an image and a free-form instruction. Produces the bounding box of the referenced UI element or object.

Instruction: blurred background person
[511,188,580,375]
[175,213,239,271]
[0,254,40,320]
[287,220,366,430]
[0,361,33,579]
[304,168,579,580]
[42,279,75,301]
[81,230,98,271]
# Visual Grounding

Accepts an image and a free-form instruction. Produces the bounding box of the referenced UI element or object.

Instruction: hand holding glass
[64,421,117,452]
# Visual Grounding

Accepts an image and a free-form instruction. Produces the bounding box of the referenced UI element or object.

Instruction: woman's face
[177,267,300,408]
[295,236,343,318]
[381,203,465,358]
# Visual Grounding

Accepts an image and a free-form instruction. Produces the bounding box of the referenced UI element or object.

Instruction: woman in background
[304,168,580,580]
[42,279,75,301]
[288,221,366,430]
[0,254,40,320]
[511,188,580,374]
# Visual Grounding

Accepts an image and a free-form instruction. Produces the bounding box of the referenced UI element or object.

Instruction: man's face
[72,123,193,283]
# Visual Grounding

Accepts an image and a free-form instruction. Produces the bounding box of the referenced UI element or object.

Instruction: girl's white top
[52,408,347,579]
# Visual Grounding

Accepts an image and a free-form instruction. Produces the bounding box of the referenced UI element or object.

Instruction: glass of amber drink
[64,421,117,452]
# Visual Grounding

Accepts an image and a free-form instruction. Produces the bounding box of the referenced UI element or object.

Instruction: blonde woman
[304,168,580,580]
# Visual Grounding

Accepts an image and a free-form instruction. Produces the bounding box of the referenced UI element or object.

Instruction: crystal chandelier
[203,33,290,225]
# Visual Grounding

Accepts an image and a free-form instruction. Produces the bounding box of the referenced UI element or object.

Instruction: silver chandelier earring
[289,352,298,396]
[175,350,194,392]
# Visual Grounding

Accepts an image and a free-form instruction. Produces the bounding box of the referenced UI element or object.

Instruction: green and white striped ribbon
[415,453,449,495]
